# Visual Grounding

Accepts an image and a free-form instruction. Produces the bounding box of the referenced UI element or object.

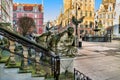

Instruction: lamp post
[75,2,80,47]
[67,9,70,28]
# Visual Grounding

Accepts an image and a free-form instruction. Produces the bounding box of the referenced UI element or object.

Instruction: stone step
[0,63,45,80]
[4,68,19,74]
[0,64,5,67]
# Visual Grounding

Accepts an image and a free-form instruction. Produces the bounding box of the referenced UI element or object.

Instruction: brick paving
[74,40,120,80]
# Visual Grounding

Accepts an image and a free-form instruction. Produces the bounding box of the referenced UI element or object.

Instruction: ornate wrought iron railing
[0,26,60,80]
[74,68,92,80]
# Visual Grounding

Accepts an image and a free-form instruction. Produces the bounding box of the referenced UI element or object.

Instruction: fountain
[93,26,101,36]
[83,21,109,42]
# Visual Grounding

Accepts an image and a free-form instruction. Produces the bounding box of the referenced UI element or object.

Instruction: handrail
[0,46,52,67]
[0,27,56,57]
[0,26,60,80]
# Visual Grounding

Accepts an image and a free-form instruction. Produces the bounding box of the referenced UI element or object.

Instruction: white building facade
[0,0,13,25]
[113,0,120,38]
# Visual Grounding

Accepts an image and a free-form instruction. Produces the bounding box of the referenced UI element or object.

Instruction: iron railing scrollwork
[74,68,92,80]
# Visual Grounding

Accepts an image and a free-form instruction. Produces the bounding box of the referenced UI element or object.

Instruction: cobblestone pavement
[74,40,120,80]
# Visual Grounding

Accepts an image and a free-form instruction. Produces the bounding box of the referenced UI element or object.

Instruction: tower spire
[42,0,44,12]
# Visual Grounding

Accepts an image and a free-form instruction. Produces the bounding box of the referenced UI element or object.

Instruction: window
[85,30,87,34]
[34,20,36,24]
[34,6,38,12]
[103,20,105,24]
[90,22,93,28]
[18,6,22,11]
[109,6,112,11]
[89,4,91,7]
[80,25,83,28]
[90,11,92,17]
[34,14,37,18]
[100,14,102,18]
[24,14,27,17]
[97,16,98,19]
[103,14,105,18]
[112,14,113,18]
[19,8,21,11]
[107,22,109,26]
[13,20,16,25]
[108,14,110,19]
[80,11,82,16]
[85,11,87,16]
[80,30,84,34]
[85,25,88,28]
[13,13,17,18]
[85,21,88,28]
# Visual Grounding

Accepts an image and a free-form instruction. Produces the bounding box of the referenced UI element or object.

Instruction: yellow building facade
[96,0,116,31]
[57,0,95,38]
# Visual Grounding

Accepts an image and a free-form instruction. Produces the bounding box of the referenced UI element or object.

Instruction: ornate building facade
[113,0,120,38]
[57,0,95,39]
[96,0,116,32]
[0,0,13,25]
[13,3,43,34]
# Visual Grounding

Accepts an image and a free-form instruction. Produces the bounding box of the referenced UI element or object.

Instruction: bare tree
[17,17,36,36]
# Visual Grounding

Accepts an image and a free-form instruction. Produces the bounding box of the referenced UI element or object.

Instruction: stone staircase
[0,27,60,80]
[0,43,55,80]
[0,64,45,80]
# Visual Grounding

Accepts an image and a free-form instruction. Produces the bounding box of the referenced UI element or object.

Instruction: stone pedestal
[60,57,74,73]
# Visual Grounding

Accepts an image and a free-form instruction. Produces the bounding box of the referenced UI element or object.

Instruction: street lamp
[73,2,81,47]
[67,9,70,28]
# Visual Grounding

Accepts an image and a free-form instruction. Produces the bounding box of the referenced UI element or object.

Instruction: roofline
[13,3,42,6]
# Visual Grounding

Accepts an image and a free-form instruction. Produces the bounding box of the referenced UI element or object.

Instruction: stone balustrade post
[22,46,29,70]
[35,52,40,74]
[9,41,16,65]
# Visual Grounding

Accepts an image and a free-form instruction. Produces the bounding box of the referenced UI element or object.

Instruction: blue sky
[14,0,102,22]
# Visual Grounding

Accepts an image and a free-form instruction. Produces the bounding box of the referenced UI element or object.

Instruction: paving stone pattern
[74,40,120,80]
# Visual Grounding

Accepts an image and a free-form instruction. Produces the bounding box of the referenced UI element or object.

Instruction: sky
[14,0,102,22]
